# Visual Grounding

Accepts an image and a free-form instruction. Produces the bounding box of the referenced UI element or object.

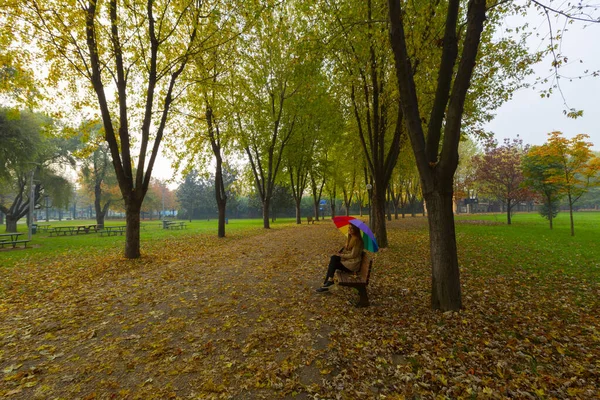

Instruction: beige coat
[340,238,363,272]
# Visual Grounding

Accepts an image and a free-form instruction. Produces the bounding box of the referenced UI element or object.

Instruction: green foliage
[538,199,560,220]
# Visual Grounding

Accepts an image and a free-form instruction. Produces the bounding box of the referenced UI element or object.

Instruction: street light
[44,194,50,222]
[366,183,372,228]
[23,162,40,240]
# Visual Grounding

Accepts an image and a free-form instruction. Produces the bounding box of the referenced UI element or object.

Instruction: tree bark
[371,183,388,247]
[506,199,512,225]
[125,201,141,259]
[262,198,270,229]
[568,193,574,236]
[295,200,302,224]
[425,190,462,311]
[6,216,18,232]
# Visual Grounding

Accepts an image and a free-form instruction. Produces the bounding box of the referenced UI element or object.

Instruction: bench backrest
[359,251,373,284]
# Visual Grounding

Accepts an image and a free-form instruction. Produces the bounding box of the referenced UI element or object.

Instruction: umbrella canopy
[332,216,379,253]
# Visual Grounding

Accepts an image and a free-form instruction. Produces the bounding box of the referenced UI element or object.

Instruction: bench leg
[355,286,369,307]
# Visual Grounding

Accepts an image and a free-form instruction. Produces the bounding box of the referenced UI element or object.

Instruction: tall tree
[387,0,535,310]
[522,145,564,230]
[321,0,403,247]
[474,137,533,224]
[77,122,120,227]
[176,170,203,222]
[12,0,206,258]
[234,2,316,228]
[536,131,600,235]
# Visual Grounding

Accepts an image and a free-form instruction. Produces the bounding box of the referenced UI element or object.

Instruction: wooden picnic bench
[334,252,373,307]
[166,221,186,230]
[307,216,315,224]
[0,233,30,249]
[75,224,101,234]
[37,224,51,232]
[48,226,75,236]
[98,226,126,236]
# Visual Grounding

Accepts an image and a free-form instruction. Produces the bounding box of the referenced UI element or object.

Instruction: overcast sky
[485,6,600,151]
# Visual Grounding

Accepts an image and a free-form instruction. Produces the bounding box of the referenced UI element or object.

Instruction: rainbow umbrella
[332,216,379,252]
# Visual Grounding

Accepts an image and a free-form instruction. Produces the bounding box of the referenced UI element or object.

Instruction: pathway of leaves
[1,219,599,399]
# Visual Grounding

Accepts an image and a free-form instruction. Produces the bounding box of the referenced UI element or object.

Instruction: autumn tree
[474,137,533,224]
[282,75,339,224]
[386,0,545,310]
[320,0,403,247]
[167,2,248,237]
[234,2,318,229]
[537,131,599,235]
[522,145,564,229]
[76,122,121,227]
[8,0,208,258]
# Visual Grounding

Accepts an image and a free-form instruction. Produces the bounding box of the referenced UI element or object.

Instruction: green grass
[455,211,600,281]
[0,217,300,268]
[3,212,599,283]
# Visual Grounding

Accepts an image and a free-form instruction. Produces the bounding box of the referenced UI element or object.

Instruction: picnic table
[48,224,101,236]
[0,232,30,248]
[98,225,126,236]
[163,221,187,230]
[37,224,52,232]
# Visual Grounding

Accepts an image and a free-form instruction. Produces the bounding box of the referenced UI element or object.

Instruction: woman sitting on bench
[316,224,364,293]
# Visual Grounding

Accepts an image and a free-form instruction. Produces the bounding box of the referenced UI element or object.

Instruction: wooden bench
[167,222,186,230]
[335,252,373,307]
[98,226,126,236]
[307,216,315,224]
[8,240,31,249]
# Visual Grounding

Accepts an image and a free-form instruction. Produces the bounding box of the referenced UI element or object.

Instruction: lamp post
[24,162,40,240]
[28,169,35,240]
[366,183,372,228]
[44,194,50,222]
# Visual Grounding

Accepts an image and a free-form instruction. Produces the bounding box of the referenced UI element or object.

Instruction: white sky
[484,7,600,151]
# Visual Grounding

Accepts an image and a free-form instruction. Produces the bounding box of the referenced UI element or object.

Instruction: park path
[1,220,389,399]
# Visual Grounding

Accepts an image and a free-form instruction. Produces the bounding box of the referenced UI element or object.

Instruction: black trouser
[324,255,352,284]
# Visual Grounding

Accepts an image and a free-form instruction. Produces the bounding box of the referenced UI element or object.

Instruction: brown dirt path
[0,222,390,399]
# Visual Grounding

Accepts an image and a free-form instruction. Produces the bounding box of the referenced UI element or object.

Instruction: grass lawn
[0,213,598,399]
[0,217,299,268]
[454,211,600,281]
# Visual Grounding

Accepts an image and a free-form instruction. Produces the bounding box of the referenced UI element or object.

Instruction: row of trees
[463,131,599,236]
[2,0,598,310]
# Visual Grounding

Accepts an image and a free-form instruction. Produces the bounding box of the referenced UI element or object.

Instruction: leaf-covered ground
[1,218,599,399]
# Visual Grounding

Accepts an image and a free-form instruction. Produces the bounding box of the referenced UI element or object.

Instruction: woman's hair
[346,225,364,250]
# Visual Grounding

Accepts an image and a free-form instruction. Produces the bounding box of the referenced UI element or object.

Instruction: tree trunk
[425,190,462,311]
[547,194,554,230]
[215,163,227,238]
[313,201,320,221]
[386,190,392,221]
[371,183,388,248]
[94,184,107,227]
[568,194,574,236]
[295,200,302,224]
[263,198,270,229]
[507,199,512,225]
[6,215,18,232]
[125,201,141,259]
